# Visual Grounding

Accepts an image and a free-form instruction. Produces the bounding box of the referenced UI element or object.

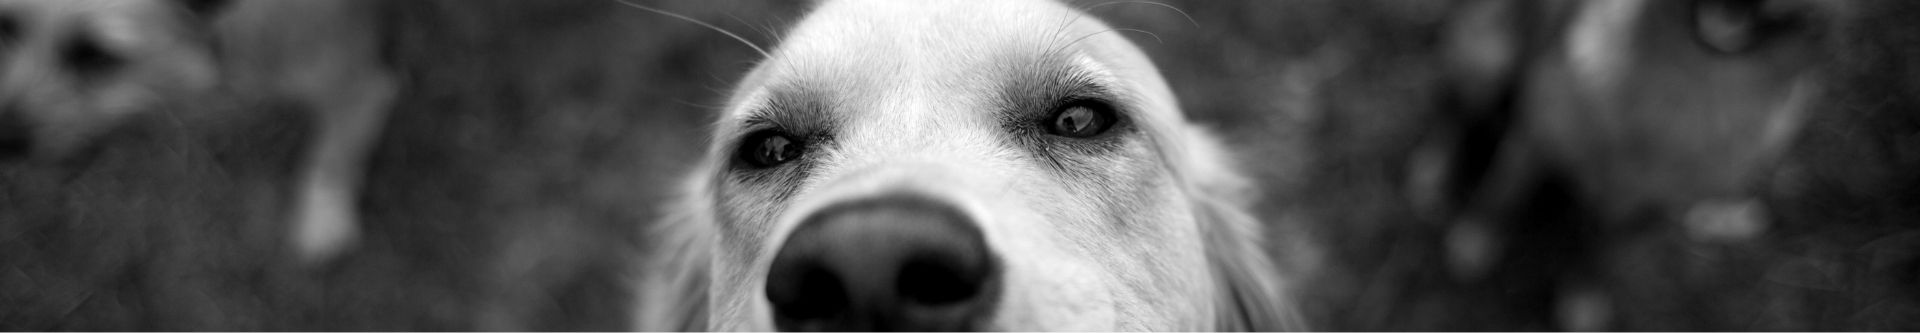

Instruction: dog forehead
[722,0,1180,127]
[749,0,1090,93]
[790,0,1080,44]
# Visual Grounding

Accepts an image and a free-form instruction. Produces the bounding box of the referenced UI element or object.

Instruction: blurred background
[3,0,1919,330]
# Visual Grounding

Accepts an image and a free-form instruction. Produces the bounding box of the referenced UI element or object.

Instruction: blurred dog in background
[1416,0,1920,329]
[0,0,221,162]
[0,0,394,263]
[1424,0,1821,238]
[633,0,1302,330]
[211,0,396,264]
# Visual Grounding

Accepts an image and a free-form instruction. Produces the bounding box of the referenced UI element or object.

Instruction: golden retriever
[632,0,1302,330]
[212,0,397,264]
[1415,0,1846,329]
[0,0,220,160]
[0,0,394,263]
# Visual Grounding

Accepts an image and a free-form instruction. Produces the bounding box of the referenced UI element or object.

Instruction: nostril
[771,265,850,321]
[765,195,1002,331]
[897,255,986,306]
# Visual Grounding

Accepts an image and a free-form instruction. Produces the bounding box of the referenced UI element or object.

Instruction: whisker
[1085,1,1200,29]
[1051,2,1106,48]
[1042,9,1081,56]
[725,14,760,38]
[1114,28,1164,45]
[1050,28,1164,56]
[612,0,771,58]
[724,13,782,45]
[761,17,793,49]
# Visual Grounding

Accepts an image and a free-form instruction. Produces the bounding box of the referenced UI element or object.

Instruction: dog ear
[632,170,717,331]
[1197,193,1307,332]
[1172,124,1308,331]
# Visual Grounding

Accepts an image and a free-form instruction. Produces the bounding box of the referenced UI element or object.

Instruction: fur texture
[633,0,1301,330]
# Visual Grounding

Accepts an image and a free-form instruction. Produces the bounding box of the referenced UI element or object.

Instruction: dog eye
[738,130,806,168]
[61,34,121,77]
[1045,100,1117,138]
[1693,0,1794,54]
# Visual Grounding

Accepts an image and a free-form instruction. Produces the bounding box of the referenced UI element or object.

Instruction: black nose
[765,195,1001,331]
[0,112,30,159]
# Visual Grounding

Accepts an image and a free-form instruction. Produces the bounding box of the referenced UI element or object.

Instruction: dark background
[2,0,1915,330]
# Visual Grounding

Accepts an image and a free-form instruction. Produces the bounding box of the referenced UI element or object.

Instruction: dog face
[1422,1,1920,329]
[0,0,217,161]
[1525,0,1827,210]
[1429,0,1833,218]
[640,0,1296,331]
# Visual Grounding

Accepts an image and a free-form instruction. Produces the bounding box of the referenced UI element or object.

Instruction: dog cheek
[1085,153,1215,329]
[1139,185,1220,329]
[955,168,1114,330]
[713,179,798,254]
[993,238,1121,330]
[708,183,793,327]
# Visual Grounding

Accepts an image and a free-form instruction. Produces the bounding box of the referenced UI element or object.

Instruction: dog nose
[765,195,1000,331]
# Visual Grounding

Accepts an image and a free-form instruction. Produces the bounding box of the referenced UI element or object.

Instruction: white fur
[634,0,1301,331]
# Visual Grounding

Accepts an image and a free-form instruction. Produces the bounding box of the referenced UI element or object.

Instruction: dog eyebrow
[994,54,1133,125]
[735,85,842,137]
